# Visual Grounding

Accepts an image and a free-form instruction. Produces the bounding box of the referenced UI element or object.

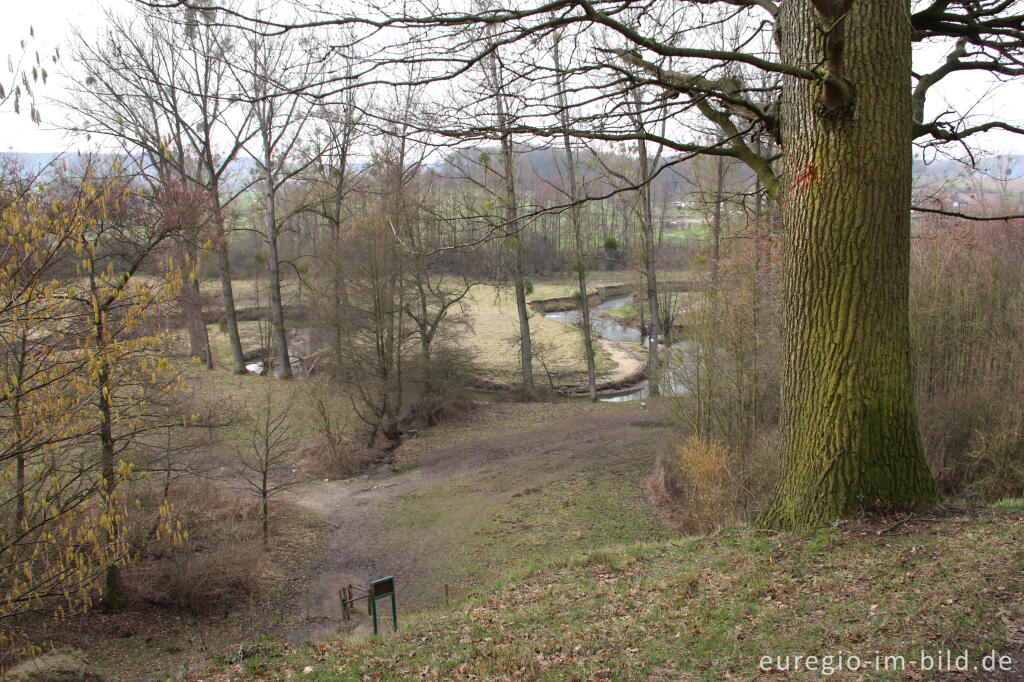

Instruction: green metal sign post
[370,576,397,635]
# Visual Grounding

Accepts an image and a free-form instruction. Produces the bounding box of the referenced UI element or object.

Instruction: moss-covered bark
[759,0,940,528]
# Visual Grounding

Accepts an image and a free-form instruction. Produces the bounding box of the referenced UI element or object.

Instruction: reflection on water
[544,296,648,345]
[542,295,691,401]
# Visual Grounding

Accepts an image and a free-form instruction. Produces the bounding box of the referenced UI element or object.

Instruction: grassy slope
[274,400,677,647]
[376,402,675,609]
[216,507,1023,681]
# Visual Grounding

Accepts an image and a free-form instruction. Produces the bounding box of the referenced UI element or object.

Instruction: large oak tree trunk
[759,0,939,528]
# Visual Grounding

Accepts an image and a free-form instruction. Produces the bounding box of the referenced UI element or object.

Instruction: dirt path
[282,400,676,641]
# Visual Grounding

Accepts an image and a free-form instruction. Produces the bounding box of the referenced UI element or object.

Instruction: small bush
[406,345,478,428]
[644,451,684,501]
[911,216,1024,495]
[965,418,1024,502]
[302,380,371,479]
[301,436,372,480]
[648,431,779,533]
[503,382,560,403]
[674,435,744,531]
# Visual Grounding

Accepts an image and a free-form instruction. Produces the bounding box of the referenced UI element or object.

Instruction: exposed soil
[526,284,631,313]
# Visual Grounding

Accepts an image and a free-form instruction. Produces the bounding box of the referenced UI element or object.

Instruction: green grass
[380,472,669,609]
[342,401,680,612]
[204,321,266,370]
[215,507,1024,681]
[604,302,639,319]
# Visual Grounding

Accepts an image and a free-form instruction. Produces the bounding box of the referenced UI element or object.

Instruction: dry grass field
[198,277,641,386]
[459,285,619,383]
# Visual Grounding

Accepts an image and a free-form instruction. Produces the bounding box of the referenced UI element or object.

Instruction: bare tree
[588,84,672,394]
[305,57,366,377]
[236,389,297,549]
[551,32,598,401]
[66,7,255,373]
[236,19,324,378]
[480,30,534,386]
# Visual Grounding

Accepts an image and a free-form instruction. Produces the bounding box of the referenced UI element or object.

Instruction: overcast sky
[2,1,1023,157]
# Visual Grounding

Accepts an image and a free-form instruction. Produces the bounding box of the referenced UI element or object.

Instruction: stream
[543,295,690,402]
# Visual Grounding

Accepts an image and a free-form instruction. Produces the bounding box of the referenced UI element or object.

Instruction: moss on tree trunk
[759,0,940,528]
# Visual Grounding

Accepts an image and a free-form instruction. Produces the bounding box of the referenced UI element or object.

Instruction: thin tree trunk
[635,111,661,396]
[93,298,123,608]
[712,154,724,289]
[182,242,213,368]
[486,39,532,386]
[13,332,27,530]
[211,194,246,374]
[261,470,269,550]
[511,237,533,385]
[329,138,350,377]
[554,36,596,401]
[499,134,532,385]
[751,138,763,441]
[264,162,292,379]
[760,0,939,527]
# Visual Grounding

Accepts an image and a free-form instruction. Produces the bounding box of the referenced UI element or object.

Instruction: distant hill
[0,151,259,178]
[914,154,1024,180]
[0,152,66,175]
[6,150,1021,185]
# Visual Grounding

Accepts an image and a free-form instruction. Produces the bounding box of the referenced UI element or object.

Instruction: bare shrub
[237,390,302,548]
[660,229,782,528]
[965,417,1024,502]
[301,438,373,480]
[911,216,1024,497]
[405,344,478,428]
[650,417,780,531]
[643,452,684,501]
[126,483,261,616]
[747,427,782,509]
[671,233,782,459]
[671,435,745,532]
[303,381,371,479]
